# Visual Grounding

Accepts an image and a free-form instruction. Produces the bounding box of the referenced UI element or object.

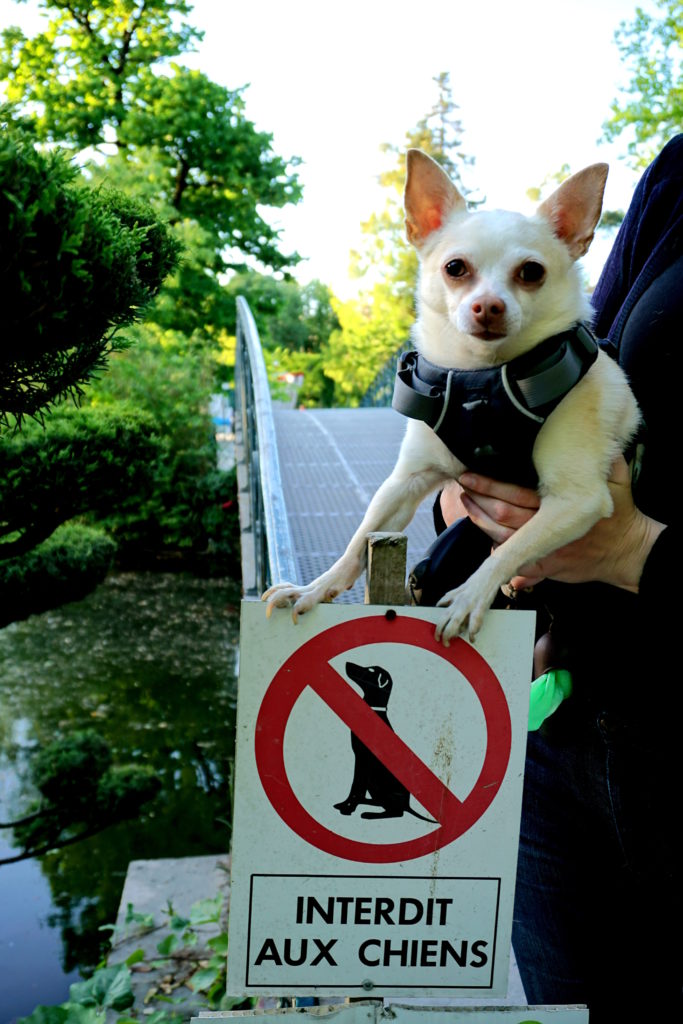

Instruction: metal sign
[227,603,535,1000]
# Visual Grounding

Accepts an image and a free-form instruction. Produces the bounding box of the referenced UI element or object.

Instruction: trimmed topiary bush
[0,118,182,423]
[0,522,116,627]
[0,404,163,561]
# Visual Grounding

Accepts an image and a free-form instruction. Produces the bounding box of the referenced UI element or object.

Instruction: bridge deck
[272,406,437,601]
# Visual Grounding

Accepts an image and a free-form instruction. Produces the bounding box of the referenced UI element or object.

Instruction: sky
[0,0,662,294]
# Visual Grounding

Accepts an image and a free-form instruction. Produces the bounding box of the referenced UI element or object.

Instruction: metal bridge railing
[234,296,297,597]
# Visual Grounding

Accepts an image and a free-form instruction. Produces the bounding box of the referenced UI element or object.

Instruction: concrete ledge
[107,855,231,1020]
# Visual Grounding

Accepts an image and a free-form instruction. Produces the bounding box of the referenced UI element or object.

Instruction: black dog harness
[392,323,599,488]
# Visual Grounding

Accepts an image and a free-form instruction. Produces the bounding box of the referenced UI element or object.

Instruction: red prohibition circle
[255,615,511,863]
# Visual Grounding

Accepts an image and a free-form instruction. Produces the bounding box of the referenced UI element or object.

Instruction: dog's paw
[435,580,495,645]
[262,581,302,620]
[262,575,347,622]
[334,799,357,816]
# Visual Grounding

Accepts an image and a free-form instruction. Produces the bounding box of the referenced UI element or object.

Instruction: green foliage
[267,278,340,352]
[0,524,116,628]
[281,74,472,408]
[320,288,414,406]
[96,765,163,821]
[1,1,302,283]
[0,0,300,602]
[0,403,167,623]
[602,0,683,166]
[0,0,202,150]
[118,65,301,269]
[289,353,336,408]
[144,219,238,341]
[599,208,627,229]
[350,71,476,297]
[0,404,163,560]
[18,1005,99,1024]
[188,931,230,1003]
[96,455,239,575]
[68,966,135,1013]
[0,120,181,422]
[31,729,112,804]
[85,325,239,572]
[226,273,340,352]
[526,163,572,203]
[3,730,161,864]
[20,964,135,1024]
[18,894,250,1024]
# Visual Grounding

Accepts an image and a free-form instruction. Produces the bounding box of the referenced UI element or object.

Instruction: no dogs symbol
[255,615,511,863]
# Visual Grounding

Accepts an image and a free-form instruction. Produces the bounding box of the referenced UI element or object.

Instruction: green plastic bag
[528,668,573,731]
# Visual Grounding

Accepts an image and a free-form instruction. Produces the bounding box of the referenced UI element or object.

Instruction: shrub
[0,404,163,561]
[0,523,116,627]
[86,326,240,574]
[0,120,181,422]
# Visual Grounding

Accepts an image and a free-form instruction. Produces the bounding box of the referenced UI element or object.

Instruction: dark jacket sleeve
[638,527,674,607]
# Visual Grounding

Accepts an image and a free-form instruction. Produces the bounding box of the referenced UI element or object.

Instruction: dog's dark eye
[444,258,469,279]
[518,261,545,284]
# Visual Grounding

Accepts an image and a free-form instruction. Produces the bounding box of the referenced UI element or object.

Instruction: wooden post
[364,531,407,606]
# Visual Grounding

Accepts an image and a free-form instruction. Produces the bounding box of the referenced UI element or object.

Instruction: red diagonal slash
[255,614,511,864]
[309,661,463,823]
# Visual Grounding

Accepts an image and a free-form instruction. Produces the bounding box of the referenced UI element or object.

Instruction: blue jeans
[512,704,682,1021]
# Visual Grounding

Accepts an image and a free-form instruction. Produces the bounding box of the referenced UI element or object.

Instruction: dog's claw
[434,574,500,645]
[261,568,355,626]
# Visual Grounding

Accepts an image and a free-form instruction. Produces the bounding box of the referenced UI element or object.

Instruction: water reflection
[0,572,240,1023]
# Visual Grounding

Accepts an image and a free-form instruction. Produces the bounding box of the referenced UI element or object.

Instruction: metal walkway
[272,405,436,602]
[233,296,436,598]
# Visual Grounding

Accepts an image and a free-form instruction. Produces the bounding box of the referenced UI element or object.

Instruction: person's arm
[440,457,667,593]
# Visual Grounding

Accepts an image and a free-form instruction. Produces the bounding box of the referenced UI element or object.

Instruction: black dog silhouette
[334,661,436,822]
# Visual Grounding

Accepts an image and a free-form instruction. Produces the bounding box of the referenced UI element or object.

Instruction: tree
[318,287,413,407]
[1,0,297,577]
[225,273,339,352]
[0,731,160,865]
[0,402,161,538]
[602,0,683,166]
[0,119,181,423]
[84,323,240,574]
[296,73,476,407]
[1,0,302,285]
[351,71,476,298]
[87,64,303,344]
[0,0,202,150]
[118,66,301,270]
[0,121,179,621]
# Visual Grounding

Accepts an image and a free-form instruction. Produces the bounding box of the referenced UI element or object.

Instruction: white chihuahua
[263,150,640,643]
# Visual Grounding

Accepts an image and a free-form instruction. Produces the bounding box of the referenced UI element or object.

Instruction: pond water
[0,572,241,1024]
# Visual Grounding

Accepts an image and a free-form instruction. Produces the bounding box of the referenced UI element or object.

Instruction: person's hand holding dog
[441,456,666,593]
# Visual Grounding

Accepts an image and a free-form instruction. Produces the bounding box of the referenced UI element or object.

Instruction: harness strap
[514,323,599,410]
[393,322,599,425]
[392,360,443,427]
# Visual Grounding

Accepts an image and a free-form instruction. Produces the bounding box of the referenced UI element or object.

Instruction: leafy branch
[18,895,254,1023]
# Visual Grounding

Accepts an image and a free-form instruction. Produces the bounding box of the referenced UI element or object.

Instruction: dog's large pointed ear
[537,163,609,259]
[404,149,466,248]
